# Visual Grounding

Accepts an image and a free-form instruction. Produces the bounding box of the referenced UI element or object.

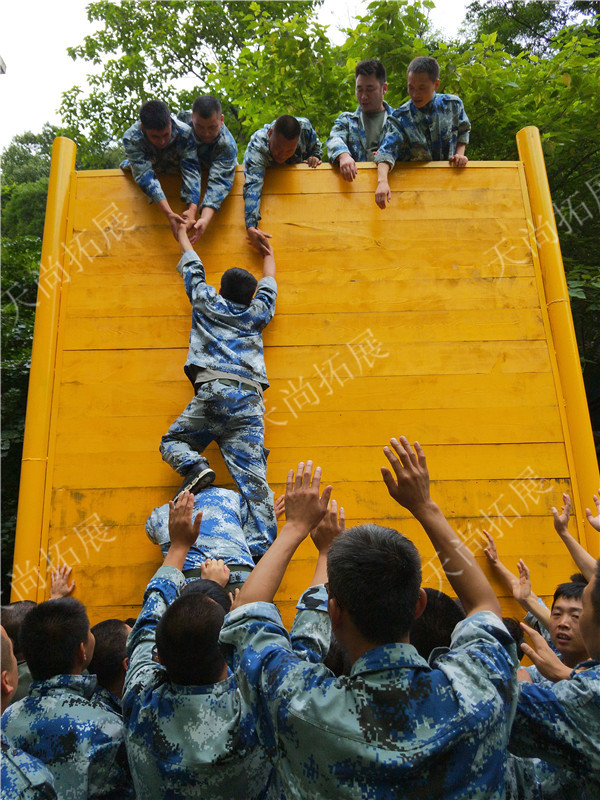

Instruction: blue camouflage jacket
[145,486,256,577]
[177,111,238,210]
[509,661,600,797]
[123,568,330,800]
[176,249,277,387]
[326,101,393,163]
[1,733,57,800]
[376,93,471,166]
[220,607,518,799]
[243,117,322,228]
[121,116,200,205]
[0,674,132,799]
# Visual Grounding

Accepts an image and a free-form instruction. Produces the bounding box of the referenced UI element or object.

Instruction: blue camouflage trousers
[159,380,276,559]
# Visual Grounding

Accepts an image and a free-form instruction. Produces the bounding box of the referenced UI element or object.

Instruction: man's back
[221,606,517,799]
[1,674,131,799]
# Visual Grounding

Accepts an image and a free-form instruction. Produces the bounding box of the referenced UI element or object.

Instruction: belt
[213,378,260,395]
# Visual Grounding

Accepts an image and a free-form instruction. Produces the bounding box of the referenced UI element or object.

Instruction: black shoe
[173,463,216,502]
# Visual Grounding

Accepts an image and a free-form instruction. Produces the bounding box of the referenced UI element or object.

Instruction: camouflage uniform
[159,249,278,559]
[1,734,57,799]
[123,568,328,799]
[220,607,518,799]
[375,93,471,166]
[509,661,600,798]
[326,101,393,163]
[177,111,238,210]
[1,674,133,799]
[92,685,122,717]
[506,753,588,800]
[243,117,322,228]
[121,116,200,205]
[146,486,256,584]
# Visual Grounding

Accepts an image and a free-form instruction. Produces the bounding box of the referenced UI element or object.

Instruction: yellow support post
[11,137,77,601]
[516,126,599,556]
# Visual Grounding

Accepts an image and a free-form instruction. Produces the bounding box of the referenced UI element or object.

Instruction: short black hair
[192,95,222,118]
[155,593,225,685]
[592,560,600,626]
[272,115,301,141]
[88,619,129,689]
[502,617,524,656]
[552,580,586,608]
[355,58,387,84]
[140,100,171,131]
[20,598,90,681]
[327,524,422,644]
[220,267,257,306]
[409,588,465,659]
[123,618,137,627]
[180,578,231,612]
[407,56,440,82]
[1,601,36,657]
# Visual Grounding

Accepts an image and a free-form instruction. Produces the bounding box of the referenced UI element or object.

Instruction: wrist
[410,499,441,524]
[280,520,311,544]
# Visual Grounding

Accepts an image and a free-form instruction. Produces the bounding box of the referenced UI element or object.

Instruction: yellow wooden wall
[12,157,597,627]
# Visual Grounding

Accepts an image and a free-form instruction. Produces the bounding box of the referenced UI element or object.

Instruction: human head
[20,598,95,681]
[219,267,257,306]
[407,56,440,109]
[1,600,36,659]
[355,58,388,114]
[548,579,588,666]
[409,588,465,659]
[268,115,301,163]
[1,626,19,712]
[88,619,131,697]
[579,559,600,660]
[327,524,423,646]
[179,578,232,612]
[155,593,226,685]
[191,95,224,144]
[140,99,172,148]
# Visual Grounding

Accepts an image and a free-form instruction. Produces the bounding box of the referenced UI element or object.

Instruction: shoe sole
[173,468,216,503]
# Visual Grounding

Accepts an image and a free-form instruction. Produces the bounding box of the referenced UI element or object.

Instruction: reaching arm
[381,436,501,617]
[375,161,392,209]
[309,499,345,586]
[449,142,468,167]
[234,462,332,606]
[552,493,596,581]
[483,530,550,628]
[162,491,203,571]
[261,239,276,279]
[585,490,600,532]
[519,623,572,682]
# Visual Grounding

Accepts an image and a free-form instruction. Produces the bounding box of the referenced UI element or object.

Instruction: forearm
[262,253,276,279]
[416,501,501,616]
[162,544,189,571]
[236,523,306,605]
[456,142,467,157]
[377,161,391,182]
[198,206,215,224]
[158,198,176,218]
[521,598,551,631]
[309,551,328,587]
[556,530,596,581]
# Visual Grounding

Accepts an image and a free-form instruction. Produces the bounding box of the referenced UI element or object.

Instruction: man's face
[268,130,299,164]
[84,627,96,665]
[355,73,387,114]
[548,594,587,665]
[579,574,600,660]
[142,123,172,149]
[191,111,224,144]
[407,71,440,108]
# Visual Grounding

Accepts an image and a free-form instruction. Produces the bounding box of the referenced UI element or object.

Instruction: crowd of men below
[1,440,599,799]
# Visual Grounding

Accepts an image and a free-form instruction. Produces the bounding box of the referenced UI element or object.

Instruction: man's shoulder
[176,109,192,126]
[435,93,465,106]
[123,119,143,141]
[219,122,238,146]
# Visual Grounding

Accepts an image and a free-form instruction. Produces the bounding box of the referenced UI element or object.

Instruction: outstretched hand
[168,491,202,550]
[201,558,230,587]
[381,437,432,517]
[285,461,332,537]
[50,565,76,599]
[311,498,345,554]
[552,493,572,536]
[586,491,600,532]
[520,622,572,682]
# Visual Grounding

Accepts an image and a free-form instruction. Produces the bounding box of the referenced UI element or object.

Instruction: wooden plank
[63,277,543,320]
[53,406,564,455]
[51,443,571,490]
[72,187,527,230]
[55,373,558,420]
